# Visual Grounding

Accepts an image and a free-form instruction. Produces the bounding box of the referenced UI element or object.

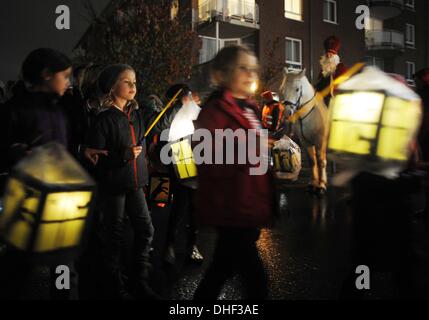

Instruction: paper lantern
[272,135,302,181]
[168,98,201,182]
[328,66,422,175]
[171,137,198,181]
[0,143,95,257]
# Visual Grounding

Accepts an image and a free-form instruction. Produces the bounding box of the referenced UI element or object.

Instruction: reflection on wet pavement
[166,185,356,300]
[1,180,428,300]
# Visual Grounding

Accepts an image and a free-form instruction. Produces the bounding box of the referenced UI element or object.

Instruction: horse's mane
[280,70,314,99]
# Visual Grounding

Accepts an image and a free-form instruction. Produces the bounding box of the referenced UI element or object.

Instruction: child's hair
[81,64,105,101]
[98,64,139,109]
[210,44,257,89]
[21,48,72,86]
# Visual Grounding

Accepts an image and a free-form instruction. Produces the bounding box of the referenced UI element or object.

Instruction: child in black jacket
[88,64,158,299]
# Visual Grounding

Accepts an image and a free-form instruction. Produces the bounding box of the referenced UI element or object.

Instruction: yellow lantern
[0,143,95,257]
[168,97,201,183]
[328,66,422,173]
[171,137,198,181]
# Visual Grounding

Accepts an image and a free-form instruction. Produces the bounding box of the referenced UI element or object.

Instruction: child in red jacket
[193,45,274,300]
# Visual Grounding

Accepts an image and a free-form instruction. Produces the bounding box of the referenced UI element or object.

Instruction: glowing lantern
[171,137,198,181]
[327,66,422,177]
[168,97,201,183]
[0,143,95,257]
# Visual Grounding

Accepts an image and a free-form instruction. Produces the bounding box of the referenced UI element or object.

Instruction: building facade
[192,0,429,92]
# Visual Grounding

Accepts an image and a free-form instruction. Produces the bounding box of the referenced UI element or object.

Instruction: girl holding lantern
[1,48,82,299]
[88,64,159,300]
[193,45,274,300]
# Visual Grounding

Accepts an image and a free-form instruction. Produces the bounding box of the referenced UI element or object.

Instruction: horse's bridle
[283,84,303,115]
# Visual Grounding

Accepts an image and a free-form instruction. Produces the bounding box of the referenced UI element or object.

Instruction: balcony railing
[198,0,259,24]
[366,0,404,19]
[367,0,404,6]
[365,29,405,51]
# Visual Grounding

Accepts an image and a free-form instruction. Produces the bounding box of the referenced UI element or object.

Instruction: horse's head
[280,68,314,118]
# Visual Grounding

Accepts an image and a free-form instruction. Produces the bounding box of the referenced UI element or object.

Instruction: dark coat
[350,171,420,271]
[2,87,69,168]
[315,62,348,106]
[88,104,149,193]
[194,90,274,228]
[142,98,182,174]
[60,88,91,159]
[417,85,429,161]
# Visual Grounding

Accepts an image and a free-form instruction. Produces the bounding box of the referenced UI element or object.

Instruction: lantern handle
[316,62,366,100]
[144,89,183,138]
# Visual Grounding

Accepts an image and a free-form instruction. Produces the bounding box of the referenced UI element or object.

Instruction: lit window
[286,37,302,70]
[323,0,337,24]
[405,24,415,47]
[285,0,302,21]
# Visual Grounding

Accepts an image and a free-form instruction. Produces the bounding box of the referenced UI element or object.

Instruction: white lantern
[168,97,201,183]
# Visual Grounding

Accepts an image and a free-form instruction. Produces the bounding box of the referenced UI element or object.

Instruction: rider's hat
[324,36,341,55]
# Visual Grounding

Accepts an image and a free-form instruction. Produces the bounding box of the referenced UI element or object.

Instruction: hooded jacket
[1,86,68,169]
[88,103,149,193]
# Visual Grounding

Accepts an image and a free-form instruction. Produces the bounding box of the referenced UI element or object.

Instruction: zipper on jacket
[127,108,139,189]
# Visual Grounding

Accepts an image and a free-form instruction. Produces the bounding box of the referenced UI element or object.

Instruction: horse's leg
[316,145,328,191]
[306,145,319,189]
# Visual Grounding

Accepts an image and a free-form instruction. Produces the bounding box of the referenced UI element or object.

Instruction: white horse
[279,68,329,194]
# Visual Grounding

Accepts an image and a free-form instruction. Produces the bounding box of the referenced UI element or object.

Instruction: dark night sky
[0,0,110,81]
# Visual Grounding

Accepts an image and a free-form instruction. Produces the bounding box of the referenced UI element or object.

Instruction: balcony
[197,0,259,26]
[366,0,404,19]
[365,29,405,56]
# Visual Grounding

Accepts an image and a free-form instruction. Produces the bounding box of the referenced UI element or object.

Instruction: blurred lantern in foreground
[327,66,422,181]
[0,143,95,258]
[168,95,201,187]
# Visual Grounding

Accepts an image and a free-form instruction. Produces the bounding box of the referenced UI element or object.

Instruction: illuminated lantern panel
[377,97,422,161]
[171,138,198,181]
[328,91,422,164]
[0,143,95,256]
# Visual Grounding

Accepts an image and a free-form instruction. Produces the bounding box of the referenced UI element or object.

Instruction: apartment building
[365,0,429,86]
[73,1,429,93]
[193,0,429,91]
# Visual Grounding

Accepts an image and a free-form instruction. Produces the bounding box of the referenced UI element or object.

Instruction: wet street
[1,170,429,300]
[159,183,354,300]
[148,171,429,300]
